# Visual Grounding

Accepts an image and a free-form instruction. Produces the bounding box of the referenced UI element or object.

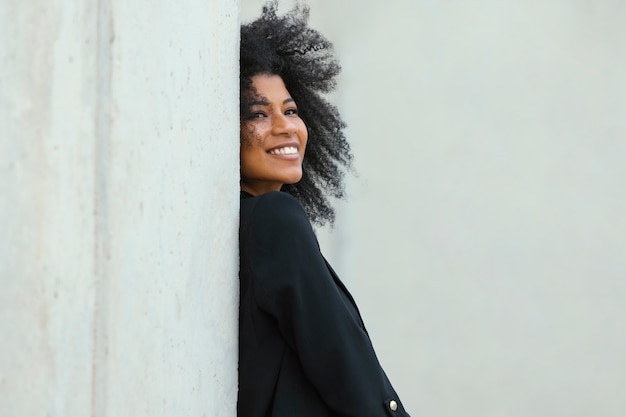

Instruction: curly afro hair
[240,1,352,226]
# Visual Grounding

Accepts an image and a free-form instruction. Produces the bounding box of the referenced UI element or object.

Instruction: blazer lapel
[322,257,368,334]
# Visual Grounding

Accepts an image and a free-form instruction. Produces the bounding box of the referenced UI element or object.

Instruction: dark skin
[240,74,308,196]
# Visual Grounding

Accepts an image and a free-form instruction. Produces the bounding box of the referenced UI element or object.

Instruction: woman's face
[240,74,308,196]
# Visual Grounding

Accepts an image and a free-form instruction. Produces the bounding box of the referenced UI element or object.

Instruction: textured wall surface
[0,1,239,416]
[244,1,626,416]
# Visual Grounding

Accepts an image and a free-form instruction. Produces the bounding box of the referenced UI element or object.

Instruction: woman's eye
[285,108,299,116]
[252,111,266,118]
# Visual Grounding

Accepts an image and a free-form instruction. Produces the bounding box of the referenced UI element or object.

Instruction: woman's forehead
[247,75,293,103]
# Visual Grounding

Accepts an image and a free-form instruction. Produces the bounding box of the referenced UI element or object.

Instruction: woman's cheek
[241,122,261,147]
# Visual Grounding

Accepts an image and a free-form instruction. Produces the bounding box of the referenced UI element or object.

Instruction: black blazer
[238,191,410,417]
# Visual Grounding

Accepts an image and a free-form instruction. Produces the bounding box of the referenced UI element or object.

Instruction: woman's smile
[267,143,300,158]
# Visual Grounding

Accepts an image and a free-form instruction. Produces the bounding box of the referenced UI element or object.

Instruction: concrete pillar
[0,1,239,416]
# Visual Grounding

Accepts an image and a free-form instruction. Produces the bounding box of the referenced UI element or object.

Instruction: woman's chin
[278,169,303,186]
[283,174,303,185]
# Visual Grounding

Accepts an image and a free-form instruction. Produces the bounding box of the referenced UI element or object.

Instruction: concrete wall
[0,1,239,416]
[244,1,626,416]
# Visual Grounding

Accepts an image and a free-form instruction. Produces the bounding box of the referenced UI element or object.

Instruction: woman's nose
[271,113,297,136]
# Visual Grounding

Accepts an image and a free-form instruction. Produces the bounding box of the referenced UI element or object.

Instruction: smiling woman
[240,74,308,196]
[237,2,411,417]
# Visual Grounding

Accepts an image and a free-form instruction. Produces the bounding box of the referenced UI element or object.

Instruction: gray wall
[244,1,626,416]
[0,1,239,416]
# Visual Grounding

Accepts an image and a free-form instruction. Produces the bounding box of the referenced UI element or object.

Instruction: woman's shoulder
[241,191,310,231]
[242,191,305,216]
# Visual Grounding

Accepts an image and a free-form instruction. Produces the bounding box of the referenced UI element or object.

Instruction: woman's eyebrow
[251,98,270,106]
[251,98,295,106]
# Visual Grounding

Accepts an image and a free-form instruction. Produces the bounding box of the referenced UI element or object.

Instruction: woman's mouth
[268,146,298,155]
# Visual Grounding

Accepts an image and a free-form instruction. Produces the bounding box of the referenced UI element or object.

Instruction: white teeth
[269,146,297,155]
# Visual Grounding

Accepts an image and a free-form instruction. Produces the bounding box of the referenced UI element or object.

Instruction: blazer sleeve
[246,191,410,417]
